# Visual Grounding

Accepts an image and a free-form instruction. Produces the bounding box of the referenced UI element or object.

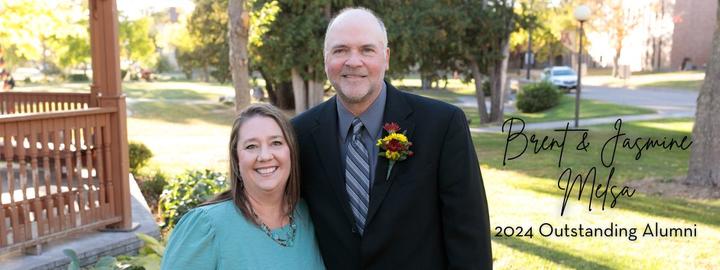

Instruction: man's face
[324,13,390,106]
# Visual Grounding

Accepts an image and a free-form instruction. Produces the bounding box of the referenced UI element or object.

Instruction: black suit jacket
[292,82,492,269]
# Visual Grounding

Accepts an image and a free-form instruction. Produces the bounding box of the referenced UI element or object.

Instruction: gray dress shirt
[336,82,387,188]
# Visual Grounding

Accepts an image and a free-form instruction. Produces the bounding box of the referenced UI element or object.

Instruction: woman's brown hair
[203,104,300,225]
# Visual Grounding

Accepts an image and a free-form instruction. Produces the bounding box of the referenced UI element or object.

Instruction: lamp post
[573,5,591,128]
[526,29,533,80]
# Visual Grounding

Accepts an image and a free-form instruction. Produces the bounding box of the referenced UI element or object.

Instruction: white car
[12,67,44,83]
[541,66,577,92]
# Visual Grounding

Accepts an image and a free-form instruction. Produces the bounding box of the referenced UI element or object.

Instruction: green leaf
[136,254,162,270]
[136,232,165,256]
[63,249,81,270]
[94,256,118,270]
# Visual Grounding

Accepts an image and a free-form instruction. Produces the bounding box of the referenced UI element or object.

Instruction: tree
[588,0,642,77]
[0,0,54,63]
[249,0,339,112]
[119,17,158,69]
[229,0,252,111]
[686,5,720,187]
[372,0,458,90]
[55,30,91,74]
[181,0,230,83]
[170,16,199,79]
[509,0,577,68]
[0,0,84,70]
[444,0,517,124]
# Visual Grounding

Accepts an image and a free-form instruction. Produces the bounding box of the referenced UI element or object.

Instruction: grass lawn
[123,82,228,100]
[474,118,720,269]
[120,82,237,175]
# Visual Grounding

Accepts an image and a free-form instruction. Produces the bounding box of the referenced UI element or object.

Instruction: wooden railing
[0,92,92,115]
[0,107,121,254]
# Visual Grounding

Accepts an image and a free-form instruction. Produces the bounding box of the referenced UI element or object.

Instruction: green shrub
[129,142,153,175]
[68,73,89,82]
[155,55,173,74]
[159,169,227,229]
[516,81,561,113]
[137,169,168,210]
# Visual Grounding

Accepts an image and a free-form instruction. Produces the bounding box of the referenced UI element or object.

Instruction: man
[292,7,492,269]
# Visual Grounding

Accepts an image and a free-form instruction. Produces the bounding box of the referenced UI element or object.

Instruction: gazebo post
[89,0,133,230]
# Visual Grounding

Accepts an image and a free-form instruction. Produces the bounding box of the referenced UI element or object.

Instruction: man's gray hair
[323,7,388,55]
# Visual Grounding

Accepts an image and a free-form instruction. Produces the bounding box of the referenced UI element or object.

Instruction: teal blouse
[161,200,325,270]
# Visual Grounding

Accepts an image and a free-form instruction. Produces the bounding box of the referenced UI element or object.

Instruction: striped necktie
[346,118,370,234]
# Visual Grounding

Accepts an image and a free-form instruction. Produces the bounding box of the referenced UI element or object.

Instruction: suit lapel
[310,97,355,224]
[366,83,415,225]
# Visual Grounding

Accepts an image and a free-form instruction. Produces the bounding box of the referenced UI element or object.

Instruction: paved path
[454,83,697,133]
[581,85,697,114]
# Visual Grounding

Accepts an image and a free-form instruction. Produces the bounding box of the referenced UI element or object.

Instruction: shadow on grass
[523,179,720,228]
[493,235,613,270]
[129,102,235,126]
[124,88,215,100]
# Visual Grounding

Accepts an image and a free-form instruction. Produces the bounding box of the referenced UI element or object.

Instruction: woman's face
[236,116,291,198]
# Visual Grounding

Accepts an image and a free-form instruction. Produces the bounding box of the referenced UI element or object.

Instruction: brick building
[585,0,716,71]
[670,0,717,70]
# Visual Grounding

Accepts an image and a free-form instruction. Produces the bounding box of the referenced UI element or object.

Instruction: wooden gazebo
[0,0,131,255]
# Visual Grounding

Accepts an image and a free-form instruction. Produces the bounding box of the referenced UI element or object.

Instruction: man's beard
[333,82,375,104]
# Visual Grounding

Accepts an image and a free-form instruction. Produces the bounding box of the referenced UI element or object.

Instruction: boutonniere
[376,122,414,180]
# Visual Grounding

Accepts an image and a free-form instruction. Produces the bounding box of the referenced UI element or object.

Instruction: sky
[116,0,195,20]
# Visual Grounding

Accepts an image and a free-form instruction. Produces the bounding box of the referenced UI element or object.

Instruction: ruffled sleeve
[161,208,218,270]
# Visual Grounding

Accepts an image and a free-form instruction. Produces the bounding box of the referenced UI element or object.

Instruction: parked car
[541,66,577,92]
[13,67,44,83]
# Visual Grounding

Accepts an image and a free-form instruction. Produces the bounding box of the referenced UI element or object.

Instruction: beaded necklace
[249,207,297,247]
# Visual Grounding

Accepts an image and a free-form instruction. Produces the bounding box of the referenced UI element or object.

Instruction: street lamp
[573,5,590,128]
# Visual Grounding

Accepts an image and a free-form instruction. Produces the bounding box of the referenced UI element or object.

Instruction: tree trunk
[275,81,294,110]
[229,0,251,111]
[421,74,431,90]
[307,80,322,107]
[489,39,510,123]
[469,58,490,123]
[259,68,277,105]
[291,68,307,114]
[612,38,623,78]
[307,66,324,108]
[686,6,720,187]
[203,64,209,82]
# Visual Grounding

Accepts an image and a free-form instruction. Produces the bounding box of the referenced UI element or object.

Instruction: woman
[161,104,325,269]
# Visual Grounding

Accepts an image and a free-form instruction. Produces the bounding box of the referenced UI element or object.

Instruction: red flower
[387,140,403,151]
[383,122,400,133]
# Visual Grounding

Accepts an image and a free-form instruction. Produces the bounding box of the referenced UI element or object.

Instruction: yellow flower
[385,150,401,160]
[382,133,408,143]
